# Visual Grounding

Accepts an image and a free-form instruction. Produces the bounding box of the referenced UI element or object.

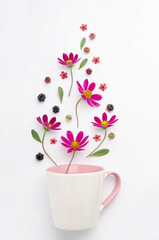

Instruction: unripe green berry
[66,115,72,121]
[108,132,115,139]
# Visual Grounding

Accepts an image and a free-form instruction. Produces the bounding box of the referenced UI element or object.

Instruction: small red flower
[99,84,107,91]
[50,138,57,144]
[44,77,51,83]
[80,24,87,31]
[93,134,101,142]
[92,57,100,64]
[60,71,68,79]
[89,33,96,40]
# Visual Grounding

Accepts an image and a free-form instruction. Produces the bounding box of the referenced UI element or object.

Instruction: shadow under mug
[46,164,121,231]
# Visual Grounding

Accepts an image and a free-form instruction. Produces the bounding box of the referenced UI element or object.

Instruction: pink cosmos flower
[58,53,81,67]
[76,79,102,107]
[37,114,61,131]
[99,83,107,91]
[93,135,101,142]
[61,131,89,153]
[92,57,100,64]
[50,138,57,144]
[80,24,87,31]
[60,71,68,79]
[92,112,118,129]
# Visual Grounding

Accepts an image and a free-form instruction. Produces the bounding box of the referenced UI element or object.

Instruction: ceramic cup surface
[46,164,121,231]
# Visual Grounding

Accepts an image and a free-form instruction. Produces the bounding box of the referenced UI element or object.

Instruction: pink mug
[46,164,121,230]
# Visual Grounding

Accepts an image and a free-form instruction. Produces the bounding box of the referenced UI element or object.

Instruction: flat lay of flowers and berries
[31,24,118,174]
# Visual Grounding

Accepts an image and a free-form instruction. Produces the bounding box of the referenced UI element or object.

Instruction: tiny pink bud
[86,68,92,75]
[89,33,96,40]
[44,77,51,83]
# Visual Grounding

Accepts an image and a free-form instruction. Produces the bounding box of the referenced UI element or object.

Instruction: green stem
[42,130,57,165]
[65,150,76,174]
[75,98,82,127]
[87,128,107,157]
[68,67,73,97]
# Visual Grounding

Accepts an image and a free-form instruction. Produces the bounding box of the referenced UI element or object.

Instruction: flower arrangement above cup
[31,24,119,173]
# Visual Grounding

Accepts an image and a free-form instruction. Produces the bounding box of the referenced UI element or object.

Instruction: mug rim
[46,164,104,175]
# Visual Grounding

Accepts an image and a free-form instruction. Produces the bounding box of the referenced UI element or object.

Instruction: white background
[0,0,159,239]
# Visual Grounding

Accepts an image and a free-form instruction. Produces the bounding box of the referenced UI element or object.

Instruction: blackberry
[86,68,92,75]
[53,105,60,113]
[36,152,44,161]
[38,93,46,102]
[106,104,114,112]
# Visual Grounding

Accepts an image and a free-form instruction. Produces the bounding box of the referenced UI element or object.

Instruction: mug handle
[100,171,121,212]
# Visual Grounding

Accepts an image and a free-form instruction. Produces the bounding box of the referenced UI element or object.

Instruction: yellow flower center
[84,90,92,99]
[66,60,72,64]
[101,121,109,127]
[71,141,79,149]
[49,123,52,128]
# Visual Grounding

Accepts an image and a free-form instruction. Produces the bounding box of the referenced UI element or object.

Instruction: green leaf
[58,86,63,103]
[31,129,42,143]
[78,58,88,70]
[90,149,110,157]
[80,37,86,50]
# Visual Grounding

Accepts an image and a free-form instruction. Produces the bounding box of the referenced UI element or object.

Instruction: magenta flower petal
[109,115,116,123]
[67,131,74,142]
[51,122,61,129]
[86,98,94,107]
[74,57,81,63]
[58,61,66,65]
[42,115,48,125]
[78,88,84,94]
[91,94,102,101]
[69,52,73,60]
[83,79,89,90]
[79,141,89,148]
[76,131,84,142]
[67,148,74,153]
[74,54,78,61]
[49,117,56,125]
[89,99,100,106]
[37,117,42,124]
[63,53,68,61]
[110,119,118,124]
[61,136,71,145]
[58,58,66,64]
[88,82,96,91]
[102,112,107,121]
[107,124,113,127]
[77,81,84,92]
[81,94,86,100]
[61,142,70,148]
[94,116,101,124]
[76,148,84,151]
[53,128,61,130]
[79,136,89,145]
[92,122,103,128]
